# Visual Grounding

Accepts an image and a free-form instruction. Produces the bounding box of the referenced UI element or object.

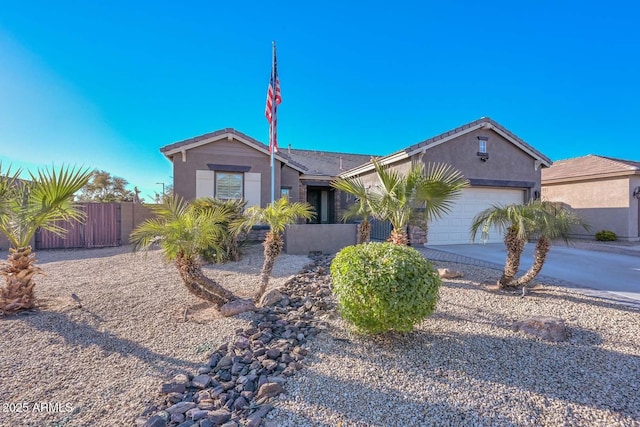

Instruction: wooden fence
[32,202,154,250]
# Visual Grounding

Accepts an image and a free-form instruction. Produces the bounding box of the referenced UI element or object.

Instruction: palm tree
[130,196,238,308]
[331,175,373,243]
[0,164,92,314]
[470,203,536,288]
[239,197,315,302]
[190,197,247,263]
[513,201,589,286]
[369,159,468,245]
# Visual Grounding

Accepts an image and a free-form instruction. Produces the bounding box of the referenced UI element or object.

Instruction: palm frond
[0,165,92,247]
[470,203,531,242]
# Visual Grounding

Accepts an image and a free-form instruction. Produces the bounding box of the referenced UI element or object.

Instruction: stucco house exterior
[159,128,371,225]
[160,117,552,245]
[541,155,640,242]
[340,117,552,244]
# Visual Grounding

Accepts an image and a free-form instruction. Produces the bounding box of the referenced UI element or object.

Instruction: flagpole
[270,41,276,203]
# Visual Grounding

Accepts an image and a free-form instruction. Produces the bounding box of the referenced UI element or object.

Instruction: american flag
[265,46,281,154]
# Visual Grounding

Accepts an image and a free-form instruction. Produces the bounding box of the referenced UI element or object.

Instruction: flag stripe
[265,46,281,154]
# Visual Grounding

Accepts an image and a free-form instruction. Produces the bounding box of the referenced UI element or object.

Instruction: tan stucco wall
[170,138,296,207]
[352,128,541,197]
[424,128,541,195]
[281,165,300,200]
[284,224,357,254]
[120,202,155,245]
[542,177,639,240]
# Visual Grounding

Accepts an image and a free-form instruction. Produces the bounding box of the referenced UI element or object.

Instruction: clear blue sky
[1,1,638,200]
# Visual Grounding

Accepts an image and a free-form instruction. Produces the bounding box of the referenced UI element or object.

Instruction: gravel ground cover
[1,244,639,427]
[0,244,309,426]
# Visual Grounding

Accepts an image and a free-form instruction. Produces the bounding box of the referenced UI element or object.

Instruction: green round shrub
[330,242,441,334]
[595,230,617,241]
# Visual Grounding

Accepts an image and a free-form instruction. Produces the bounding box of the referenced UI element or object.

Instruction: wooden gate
[35,203,121,249]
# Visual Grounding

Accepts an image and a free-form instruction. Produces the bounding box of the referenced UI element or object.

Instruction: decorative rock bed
[136,256,334,427]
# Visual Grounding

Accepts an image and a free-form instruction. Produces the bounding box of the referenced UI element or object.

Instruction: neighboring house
[542,155,640,242]
[340,117,552,244]
[161,117,552,245]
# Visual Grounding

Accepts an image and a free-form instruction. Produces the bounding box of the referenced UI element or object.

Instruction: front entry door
[307,188,335,224]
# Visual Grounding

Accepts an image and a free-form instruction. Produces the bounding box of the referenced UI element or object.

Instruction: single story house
[160,117,552,245]
[160,128,371,225]
[541,155,640,242]
[340,117,552,244]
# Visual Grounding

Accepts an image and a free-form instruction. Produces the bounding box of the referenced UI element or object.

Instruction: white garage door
[426,187,525,245]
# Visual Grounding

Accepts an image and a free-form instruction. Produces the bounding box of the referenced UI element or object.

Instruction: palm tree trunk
[388,228,409,246]
[358,220,371,244]
[0,246,42,314]
[514,236,551,287]
[256,232,284,302]
[498,227,525,288]
[175,254,236,309]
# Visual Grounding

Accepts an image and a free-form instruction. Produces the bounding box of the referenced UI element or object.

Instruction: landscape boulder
[438,268,464,279]
[515,316,568,342]
[220,299,256,317]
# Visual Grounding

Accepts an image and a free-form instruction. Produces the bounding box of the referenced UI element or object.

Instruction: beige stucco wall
[424,128,541,196]
[120,202,155,245]
[169,138,300,207]
[281,165,301,200]
[351,128,541,197]
[542,177,639,241]
[284,224,357,254]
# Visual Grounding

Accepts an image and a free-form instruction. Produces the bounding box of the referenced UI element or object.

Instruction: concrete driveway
[425,242,640,304]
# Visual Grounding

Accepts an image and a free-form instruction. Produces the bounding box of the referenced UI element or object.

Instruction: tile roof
[160,128,236,154]
[160,128,374,177]
[284,149,373,176]
[161,117,551,179]
[542,154,640,183]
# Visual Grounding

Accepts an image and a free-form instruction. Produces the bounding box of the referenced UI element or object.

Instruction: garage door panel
[427,188,524,245]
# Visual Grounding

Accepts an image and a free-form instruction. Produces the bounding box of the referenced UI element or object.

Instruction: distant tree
[153,184,174,204]
[78,170,135,202]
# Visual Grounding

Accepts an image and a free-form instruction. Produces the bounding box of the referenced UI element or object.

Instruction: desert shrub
[330,242,441,334]
[595,230,617,241]
[191,198,248,263]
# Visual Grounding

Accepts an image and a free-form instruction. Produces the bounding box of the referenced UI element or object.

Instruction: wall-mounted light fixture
[633,186,640,199]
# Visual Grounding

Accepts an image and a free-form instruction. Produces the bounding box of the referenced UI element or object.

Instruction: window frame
[280,186,292,199]
[215,171,244,200]
[478,139,487,154]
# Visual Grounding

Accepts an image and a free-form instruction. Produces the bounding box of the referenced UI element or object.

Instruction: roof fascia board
[543,171,639,185]
[340,151,408,178]
[489,126,552,167]
[163,132,307,173]
[300,174,335,180]
[405,123,484,157]
[404,122,551,167]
